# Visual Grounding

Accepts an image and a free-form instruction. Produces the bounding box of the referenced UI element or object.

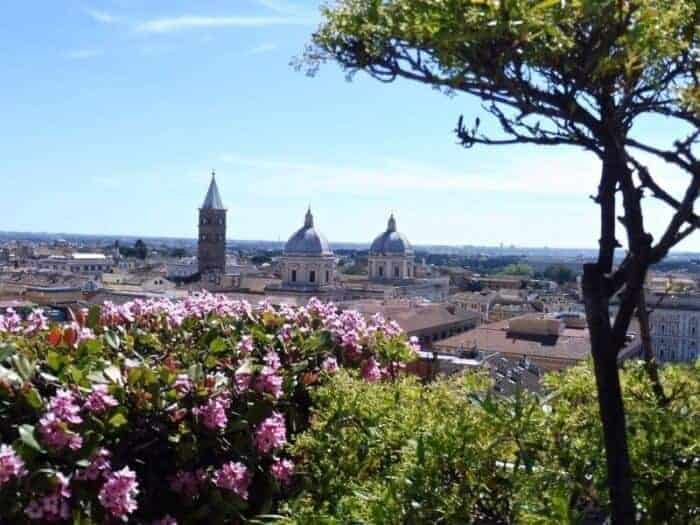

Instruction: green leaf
[209,337,227,354]
[104,331,120,351]
[108,411,128,429]
[86,305,101,331]
[0,343,16,363]
[19,424,45,453]
[11,355,36,382]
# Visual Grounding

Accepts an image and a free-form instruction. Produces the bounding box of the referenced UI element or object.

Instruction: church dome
[370,214,413,255]
[284,208,333,255]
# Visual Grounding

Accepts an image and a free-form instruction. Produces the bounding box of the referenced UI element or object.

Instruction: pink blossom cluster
[271,457,295,486]
[75,448,112,482]
[193,394,231,431]
[24,309,48,335]
[212,461,251,500]
[0,308,22,333]
[25,472,71,522]
[98,467,139,518]
[254,350,283,398]
[83,384,118,414]
[0,444,26,487]
[255,412,287,454]
[39,390,84,451]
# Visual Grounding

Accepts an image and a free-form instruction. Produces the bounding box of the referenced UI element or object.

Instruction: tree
[134,239,148,260]
[304,1,699,522]
[544,264,576,284]
[498,262,535,277]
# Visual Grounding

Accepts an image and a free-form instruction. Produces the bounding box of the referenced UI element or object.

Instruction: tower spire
[387,213,397,232]
[201,170,224,210]
[304,206,314,228]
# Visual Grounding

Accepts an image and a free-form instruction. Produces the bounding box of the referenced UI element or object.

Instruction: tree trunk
[636,288,667,405]
[582,263,636,524]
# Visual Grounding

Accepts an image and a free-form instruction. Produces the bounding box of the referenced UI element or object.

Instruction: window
[291,270,297,282]
[218,218,224,225]
[201,233,207,241]
[378,266,384,277]
[326,270,330,283]
[394,265,400,278]
[309,270,316,283]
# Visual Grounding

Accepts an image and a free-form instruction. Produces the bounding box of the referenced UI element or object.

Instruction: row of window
[290,269,331,284]
[200,217,225,225]
[200,233,225,241]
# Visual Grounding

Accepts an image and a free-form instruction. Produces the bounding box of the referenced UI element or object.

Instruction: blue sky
[0,0,696,250]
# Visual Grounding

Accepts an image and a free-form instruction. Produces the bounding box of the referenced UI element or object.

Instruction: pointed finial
[304,207,314,228]
[387,213,397,232]
[211,169,216,178]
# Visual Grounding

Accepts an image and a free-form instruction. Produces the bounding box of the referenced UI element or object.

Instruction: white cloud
[135,15,313,34]
[249,42,277,54]
[219,153,604,197]
[86,9,120,24]
[64,49,103,60]
[255,0,305,15]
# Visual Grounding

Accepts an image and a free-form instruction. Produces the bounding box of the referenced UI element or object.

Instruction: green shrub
[283,362,700,524]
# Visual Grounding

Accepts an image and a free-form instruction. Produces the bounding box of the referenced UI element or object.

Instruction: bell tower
[198,171,227,274]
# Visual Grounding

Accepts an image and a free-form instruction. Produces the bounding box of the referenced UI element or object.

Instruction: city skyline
[1,0,694,249]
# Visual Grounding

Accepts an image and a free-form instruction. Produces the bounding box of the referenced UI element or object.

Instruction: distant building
[343,299,481,348]
[198,172,227,274]
[645,292,700,363]
[276,208,336,293]
[435,313,641,371]
[38,253,113,275]
[368,214,415,281]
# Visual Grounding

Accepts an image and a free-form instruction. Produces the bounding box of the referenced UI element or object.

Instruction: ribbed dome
[370,214,413,255]
[284,208,333,255]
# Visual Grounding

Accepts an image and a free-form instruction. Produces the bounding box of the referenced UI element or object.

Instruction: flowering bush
[0,294,416,523]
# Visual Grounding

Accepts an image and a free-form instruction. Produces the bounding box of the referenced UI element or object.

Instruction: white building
[646,293,700,363]
[38,253,113,275]
[278,208,336,291]
[368,214,415,281]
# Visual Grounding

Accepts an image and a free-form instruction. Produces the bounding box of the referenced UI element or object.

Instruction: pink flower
[0,444,26,486]
[234,371,252,393]
[213,461,251,500]
[255,367,283,399]
[255,412,287,454]
[361,358,382,383]
[84,385,118,414]
[0,308,21,333]
[39,413,83,451]
[321,356,338,373]
[173,374,192,395]
[264,350,281,370]
[237,335,254,354]
[47,390,83,425]
[24,309,48,335]
[270,457,295,486]
[24,472,71,522]
[98,467,139,518]
[75,448,111,481]
[194,396,229,431]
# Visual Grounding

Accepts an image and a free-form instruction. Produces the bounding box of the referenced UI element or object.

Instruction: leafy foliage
[282,362,700,524]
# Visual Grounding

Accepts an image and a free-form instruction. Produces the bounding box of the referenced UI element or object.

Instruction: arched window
[394,265,400,278]
[218,217,224,225]
[326,270,330,283]
[378,266,384,278]
[291,269,297,282]
[309,270,316,283]
[201,233,207,241]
